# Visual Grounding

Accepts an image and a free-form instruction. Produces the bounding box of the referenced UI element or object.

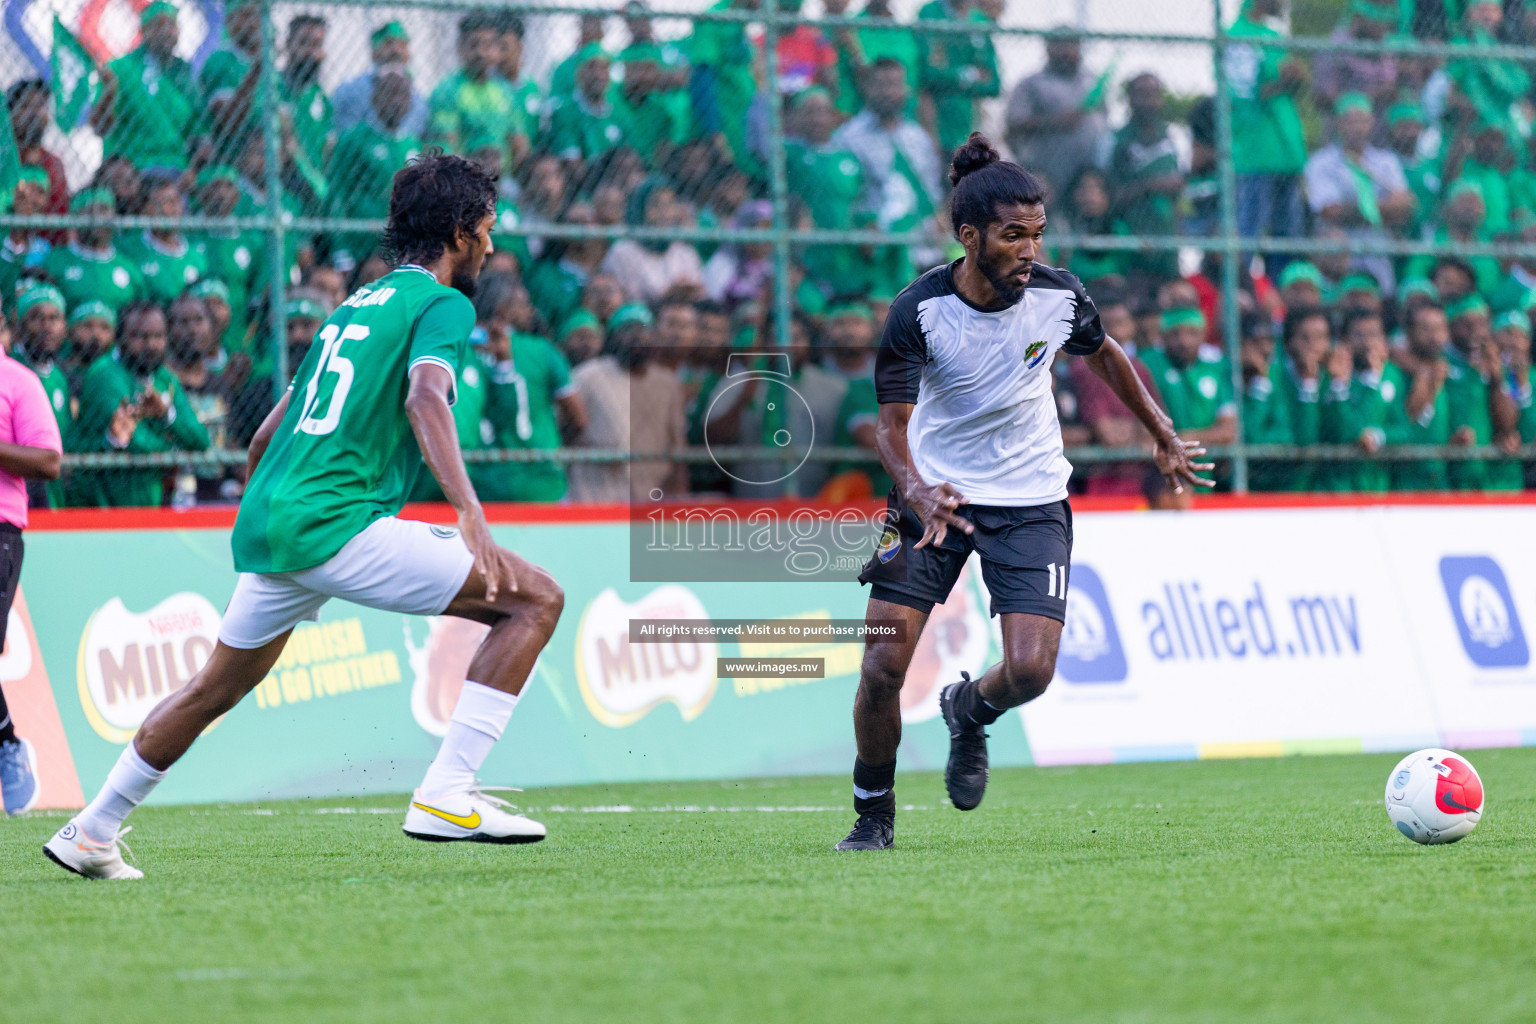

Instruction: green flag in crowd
[52,16,100,131]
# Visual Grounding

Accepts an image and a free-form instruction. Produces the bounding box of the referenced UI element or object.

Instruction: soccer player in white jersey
[836,134,1213,850]
[47,154,565,879]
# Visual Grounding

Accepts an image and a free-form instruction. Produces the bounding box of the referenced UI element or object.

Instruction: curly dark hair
[380,150,498,268]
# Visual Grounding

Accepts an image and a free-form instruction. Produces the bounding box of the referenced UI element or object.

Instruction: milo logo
[77,594,220,742]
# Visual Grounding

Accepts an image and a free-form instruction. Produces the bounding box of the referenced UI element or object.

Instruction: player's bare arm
[405,362,519,602]
[874,400,973,549]
[246,389,290,478]
[1083,336,1216,494]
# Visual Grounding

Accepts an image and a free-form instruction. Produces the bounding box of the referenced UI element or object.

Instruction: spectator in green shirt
[329,64,422,269]
[494,13,545,169]
[0,168,52,302]
[1405,180,1502,295]
[1396,301,1454,490]
[613,43,692,168]
[1494,310,1536,468]
[832,0,922,120]
[1239,311,1292,491]
[193,167,258,365]
[65,301,117,399]
[686,0,759,171]
[121,175,207,305]
[1226,0,1309,242]
[1321,309,1409,492]
[1108,72,1183,282]
[11,285,68,431]
[428,12,521,168]
[784,88,869,295]
[67,300,210,507]
[1443,293,1521,489]
[200,0,260,149]
[549,14,608,102]
[41,189,141,316]
[1276,305,1332,491]
[92,0,199,171]
[917,0,1001,157]
[471,273,585,502]
[279,14,335,213]
[1139,307,1237,444]
[542,45,626,169]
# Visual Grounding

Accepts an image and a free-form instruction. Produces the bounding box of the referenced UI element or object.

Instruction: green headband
[190,278,230,303]
[826,302,873,322]
[1398,278,1438,304]
[791,85,833,109]
[608,303,654,331]
[286,296,329,321]
[16,284,64,318]
[1445,293,1491,320]
[68,299,116,328]
[16,167,48,189]
[69,187,115,212]
[1338,272,1382,296]
[621,41,663,63]
[371,20,408,46]
[1446,178,1485,204]
[196,165,239,189]
[575,42,609,66]
[1278,261,1326,290]
[558,308,601,341]
[1334,91,1373,118]
[1386,102,1424,126]
[1349,0,1397,22]
[1160,307,1206,332]
[140,1,177,24]
[1492,309,1530,334]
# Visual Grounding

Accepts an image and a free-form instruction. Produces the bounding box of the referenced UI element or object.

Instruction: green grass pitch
[5,749,1536,1023]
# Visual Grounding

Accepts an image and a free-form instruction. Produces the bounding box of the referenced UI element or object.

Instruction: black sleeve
[873,295,928,404]
[1061,274,1106,356]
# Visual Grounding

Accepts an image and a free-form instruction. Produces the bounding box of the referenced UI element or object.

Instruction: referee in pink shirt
[0,338,62,816]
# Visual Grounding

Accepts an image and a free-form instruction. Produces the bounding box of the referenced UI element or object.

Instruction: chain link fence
[2,0,1535,506]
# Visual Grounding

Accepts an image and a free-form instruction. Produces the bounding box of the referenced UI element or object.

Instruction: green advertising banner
[20,519,1027,807]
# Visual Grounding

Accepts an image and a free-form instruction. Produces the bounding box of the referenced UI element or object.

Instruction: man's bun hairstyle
[947,132,1046,237]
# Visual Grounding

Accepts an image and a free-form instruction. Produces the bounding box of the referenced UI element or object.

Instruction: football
[1384,749,1485,845]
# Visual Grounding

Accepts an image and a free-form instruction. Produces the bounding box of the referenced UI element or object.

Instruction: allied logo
[1056,565,1127,684]
[1023,339,1049,369]
[1439,556,1529,668]
[77,594,221,742]
[876,528,901,564]
[574,586,716,727]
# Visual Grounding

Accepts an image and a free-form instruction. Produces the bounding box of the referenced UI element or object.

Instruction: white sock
[418,682,519,799]
[76,743,167,841]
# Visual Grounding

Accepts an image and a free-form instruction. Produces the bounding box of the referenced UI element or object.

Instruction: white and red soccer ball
[1384,748,1484,845]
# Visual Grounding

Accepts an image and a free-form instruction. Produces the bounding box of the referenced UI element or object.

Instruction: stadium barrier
[8,495,1536,809]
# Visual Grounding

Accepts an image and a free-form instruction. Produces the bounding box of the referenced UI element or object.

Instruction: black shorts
[0,524,20,647]
[857,490,1073,621]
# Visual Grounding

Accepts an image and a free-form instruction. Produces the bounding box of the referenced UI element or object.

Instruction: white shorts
[218,516,476,649]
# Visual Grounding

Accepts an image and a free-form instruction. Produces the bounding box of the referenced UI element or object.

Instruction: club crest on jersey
[429,525,460,540]
[1023,339,1049,369]
[876,528,902,564]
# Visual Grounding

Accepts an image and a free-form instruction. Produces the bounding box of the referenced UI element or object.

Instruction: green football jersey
[121,232,207,305]
[232,266,475,573]
[1139,347,1235,432]
[475,333,574,502]
[43,242,141,313]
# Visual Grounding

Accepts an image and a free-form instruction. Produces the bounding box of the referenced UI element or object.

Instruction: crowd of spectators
[3,0,1536,507]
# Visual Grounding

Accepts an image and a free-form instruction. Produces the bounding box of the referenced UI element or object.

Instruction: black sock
[951,675,1005,727]
[852,757,896,817]
[0,685,13,744]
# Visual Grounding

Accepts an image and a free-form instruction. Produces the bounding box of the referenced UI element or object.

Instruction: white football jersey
[874,260,1105,506]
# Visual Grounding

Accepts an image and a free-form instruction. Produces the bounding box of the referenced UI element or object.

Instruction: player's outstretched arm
[246,389,290,479]
[405,363,520,601]
[876,402,973,549]
[1083,336,1215,494]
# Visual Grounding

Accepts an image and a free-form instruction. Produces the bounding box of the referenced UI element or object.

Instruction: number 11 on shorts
[1045,562,1069,600]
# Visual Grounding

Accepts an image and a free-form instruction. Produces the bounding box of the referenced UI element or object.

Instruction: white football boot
[403,785,546,844]
[43,821,144,879]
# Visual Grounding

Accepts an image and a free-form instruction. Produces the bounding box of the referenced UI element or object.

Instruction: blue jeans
[1236,173,1305,239]
[1236,173,1306,276]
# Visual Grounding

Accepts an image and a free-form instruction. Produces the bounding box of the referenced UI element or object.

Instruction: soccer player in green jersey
[47,155,566,880]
